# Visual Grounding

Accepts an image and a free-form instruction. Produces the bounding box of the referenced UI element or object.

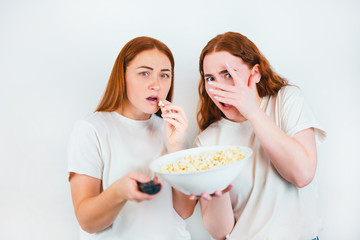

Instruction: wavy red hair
[197,32,289,131]
[96,36,174,117]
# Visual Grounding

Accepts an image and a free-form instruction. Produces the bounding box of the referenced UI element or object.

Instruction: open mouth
[220,102,231,108]
[146,96,159,104]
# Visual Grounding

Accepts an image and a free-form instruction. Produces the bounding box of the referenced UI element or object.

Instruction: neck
[116,102,151,120]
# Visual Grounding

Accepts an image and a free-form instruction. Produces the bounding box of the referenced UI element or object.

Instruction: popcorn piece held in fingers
[158,100,165,108]
[158,100,172,113]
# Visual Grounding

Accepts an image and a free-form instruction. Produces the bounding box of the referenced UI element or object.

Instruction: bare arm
[161,101,197,219]
[212,65,318,188]
[69,172,156,233]
[199,192,234,240]
[172,189,197,219]
[248,108,317,187]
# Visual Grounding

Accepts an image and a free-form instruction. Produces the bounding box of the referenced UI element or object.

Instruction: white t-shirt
[68,111,190,240]
[194,86,326,240]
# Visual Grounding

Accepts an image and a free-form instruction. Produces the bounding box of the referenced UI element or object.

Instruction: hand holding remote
[137,180,161,195]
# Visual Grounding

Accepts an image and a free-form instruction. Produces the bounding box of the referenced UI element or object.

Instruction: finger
[221,182,233,194]
[129,172,151,183]
[213,190,222,197]
[162,112,187,125]
[133,191,157,201]
[189,194,198,200]
[208,81,237,93]
[225,63,245,87]
[161,101,187,119]
[214,95,237,106]
[211,88,238,99]
[201,192,212,201]
[163,117,184,130]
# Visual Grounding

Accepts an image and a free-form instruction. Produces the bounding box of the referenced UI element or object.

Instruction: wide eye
[140,72,149,77]
[225,73,232,79]
[206,76,215,81]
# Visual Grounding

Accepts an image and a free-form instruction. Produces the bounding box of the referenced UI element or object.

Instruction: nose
[149,76,160,91]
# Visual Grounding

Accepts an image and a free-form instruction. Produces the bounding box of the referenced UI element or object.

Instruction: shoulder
[199,120,222,136]
[73,112,113,136]
[276,85,304,102]
[195,120,222,146]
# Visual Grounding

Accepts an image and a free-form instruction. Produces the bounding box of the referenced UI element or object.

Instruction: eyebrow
[219,69,229,74]
[137,66,171,72]
[137,66,153,70]
[204,69,229,77]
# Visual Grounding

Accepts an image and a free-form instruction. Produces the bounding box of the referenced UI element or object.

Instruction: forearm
[200,193,234,240]
[172,188,197,219]
[248,109,316,187]
[74,184,126,233]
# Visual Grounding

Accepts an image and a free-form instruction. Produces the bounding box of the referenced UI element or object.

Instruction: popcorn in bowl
[160,147,245,173]
[150,145,252,195]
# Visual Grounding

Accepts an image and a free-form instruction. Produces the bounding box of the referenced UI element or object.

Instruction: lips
[146,96,158,101]
[220,102,230,107]
[220,102,232,110]
[146,96,159,105]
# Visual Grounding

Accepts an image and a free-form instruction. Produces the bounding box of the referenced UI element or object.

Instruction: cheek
[224,78,235,86]
[161,79,172,95]
[205,85,216,102]
[205,84,211,96]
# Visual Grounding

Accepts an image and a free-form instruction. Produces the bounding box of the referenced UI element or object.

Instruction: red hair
[96,36,174,117]
[197,32,289,131]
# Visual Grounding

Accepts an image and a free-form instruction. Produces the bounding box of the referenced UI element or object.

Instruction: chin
[223,111,243,122]
[145,107,159,115]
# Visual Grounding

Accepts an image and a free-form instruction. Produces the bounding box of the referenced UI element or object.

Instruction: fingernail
[214,96,219,99]
[202,195,211,200]
[189,196,196,200]
[207,81,214,85]
[226,63,230,67]
[215,191,221,196]
[209,88,214,92]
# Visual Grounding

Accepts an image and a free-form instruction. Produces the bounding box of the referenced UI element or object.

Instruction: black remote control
[137,180,161,195]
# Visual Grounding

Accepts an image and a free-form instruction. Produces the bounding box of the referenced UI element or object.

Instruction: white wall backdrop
[1,0,359,239]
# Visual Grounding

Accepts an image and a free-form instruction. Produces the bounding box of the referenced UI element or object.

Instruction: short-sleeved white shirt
[68,111,190,240]
[194,86,326,240]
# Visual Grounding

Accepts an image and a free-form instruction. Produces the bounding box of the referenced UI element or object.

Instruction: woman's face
[203,51,253,122]
[122,49,172,120]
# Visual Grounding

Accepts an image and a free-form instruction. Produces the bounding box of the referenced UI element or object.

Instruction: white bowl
[150,145,253,195]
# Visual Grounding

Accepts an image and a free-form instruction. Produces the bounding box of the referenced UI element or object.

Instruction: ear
[251,64,261,83]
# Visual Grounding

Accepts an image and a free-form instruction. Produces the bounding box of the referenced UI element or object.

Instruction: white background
[1,0,359,239]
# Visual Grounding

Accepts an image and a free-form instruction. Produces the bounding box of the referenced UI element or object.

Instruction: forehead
[203,51,245,74]
[128,49,171,69]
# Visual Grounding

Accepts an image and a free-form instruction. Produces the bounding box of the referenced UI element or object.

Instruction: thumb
[129,172,151,183]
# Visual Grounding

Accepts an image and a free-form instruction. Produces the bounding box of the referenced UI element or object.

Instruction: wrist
[167,144,182,153]
[246,106,263,122]
[109,181,127,205]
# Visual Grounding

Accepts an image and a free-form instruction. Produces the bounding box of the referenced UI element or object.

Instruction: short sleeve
[67,120,104,180]
[192,136,202,148]
[278,86,326,144]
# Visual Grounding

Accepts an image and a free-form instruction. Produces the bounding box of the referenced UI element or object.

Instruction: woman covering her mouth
[67,36,195,240]
[192,32,326,240]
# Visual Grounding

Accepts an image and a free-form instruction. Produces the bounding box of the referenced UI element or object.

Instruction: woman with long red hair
[193,32,326,239]
[67,36,194,239]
